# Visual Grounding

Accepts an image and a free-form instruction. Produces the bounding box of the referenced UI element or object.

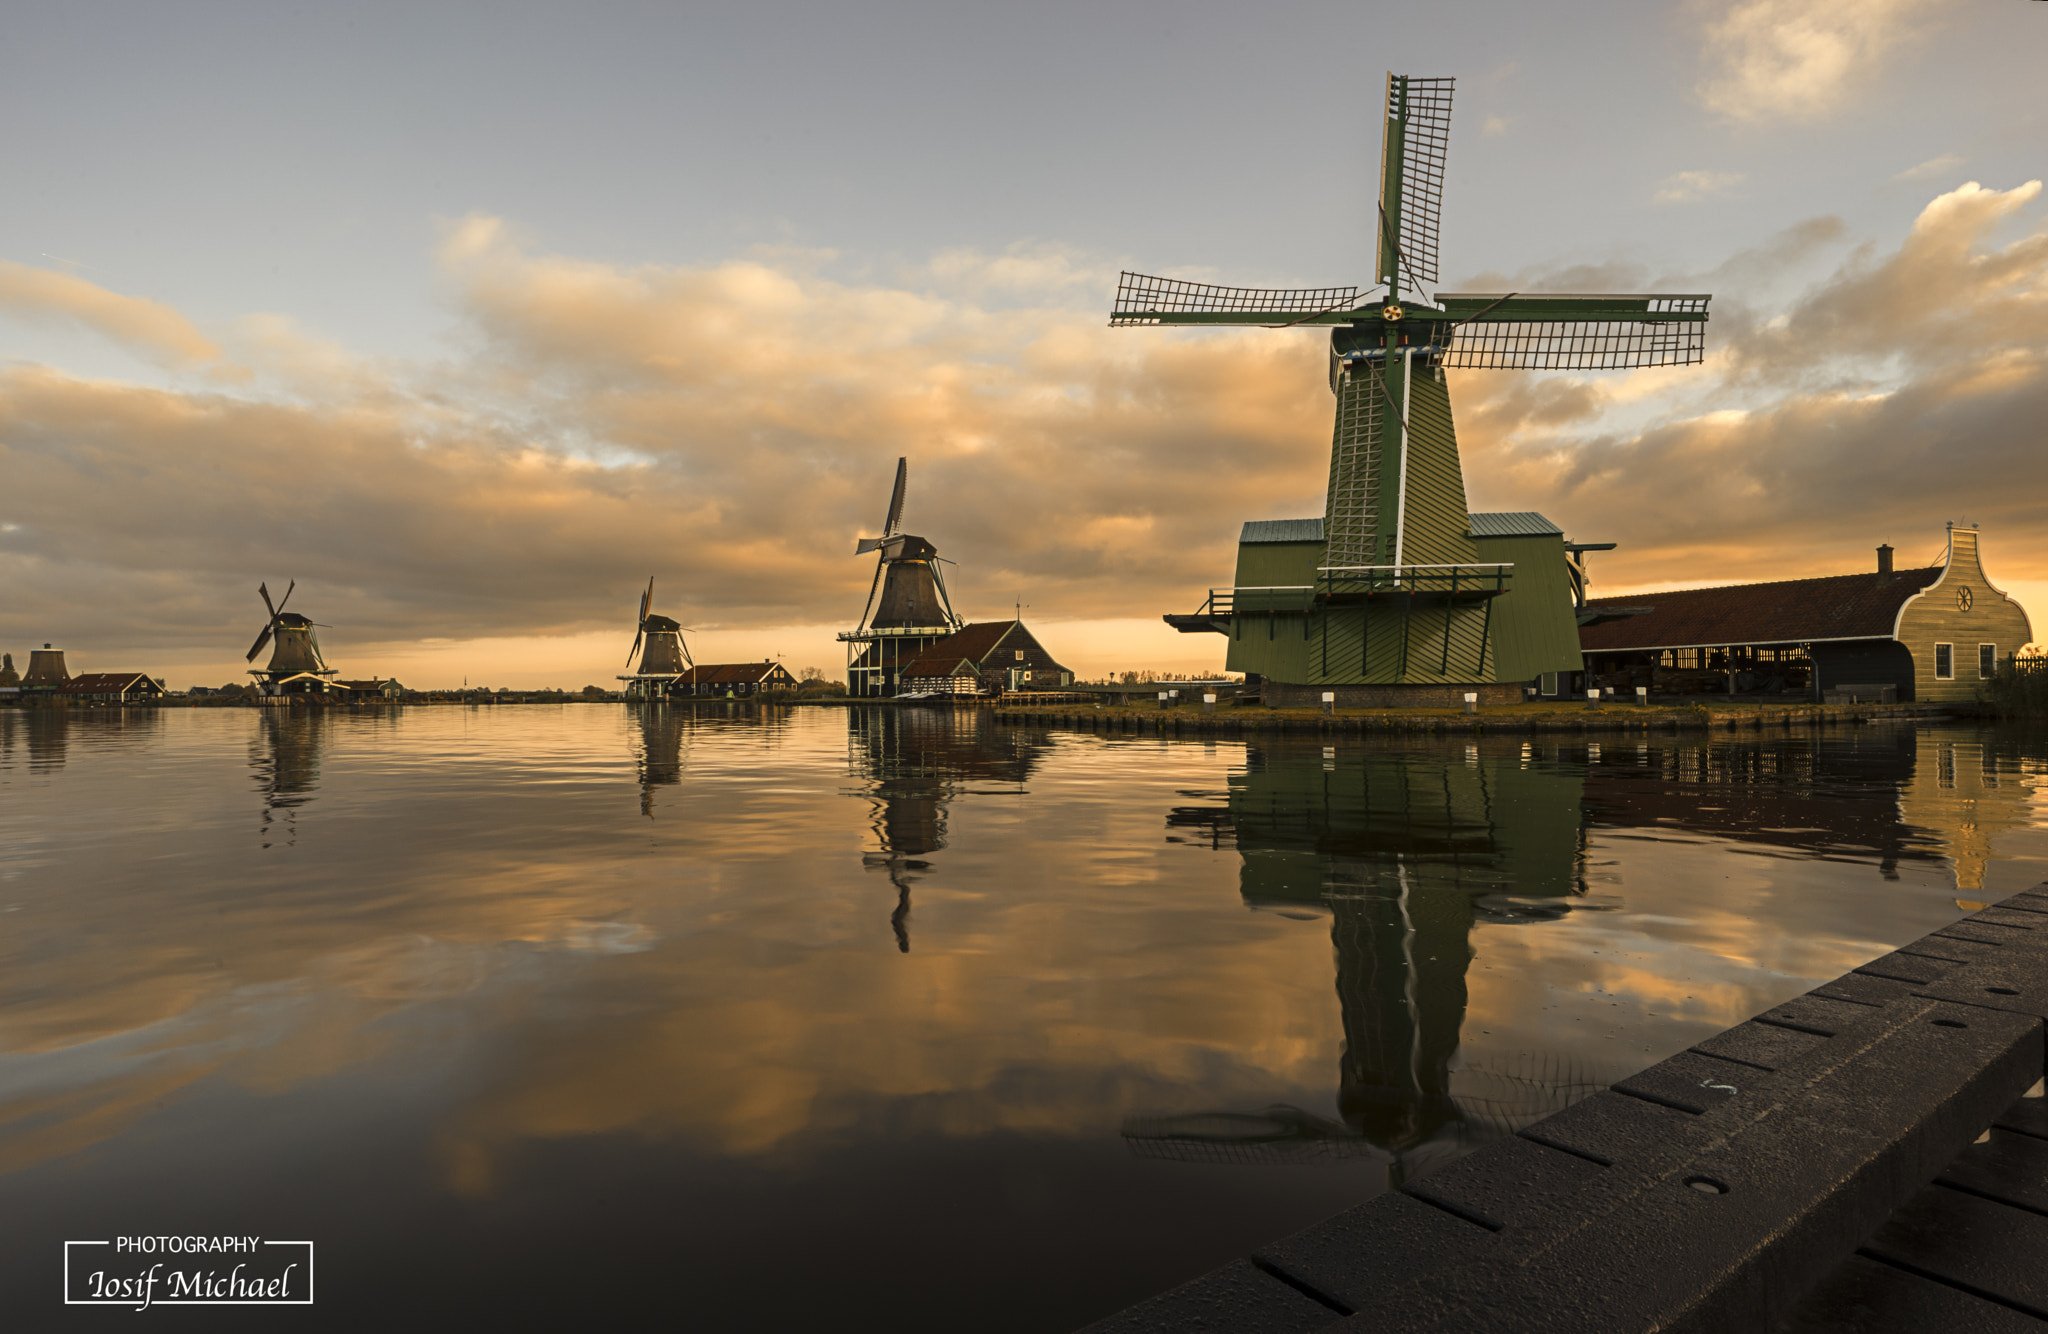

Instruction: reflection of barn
[1579,731,1935,877]
[1580,526,2031,702]
[845,705,1050,951]
[1136,738,1593,1169]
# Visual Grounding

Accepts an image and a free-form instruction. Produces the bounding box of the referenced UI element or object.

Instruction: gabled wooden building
[1578,525,2031,702]
[57,673,165,705]
[672,661,799,698]
[898,621,1072,696]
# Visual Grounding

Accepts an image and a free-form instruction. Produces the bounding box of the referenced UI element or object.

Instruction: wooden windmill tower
[839,458,963,697]
[1121,74,1711,704]
[244,581,339,693]
[617,578,696,700]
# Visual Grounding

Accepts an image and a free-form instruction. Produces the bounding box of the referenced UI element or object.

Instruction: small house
[675,661,800,697]
[898,621,1072,696]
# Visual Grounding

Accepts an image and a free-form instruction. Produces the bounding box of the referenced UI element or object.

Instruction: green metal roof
[1468,512,1562,538]
[1240,518,1326,544]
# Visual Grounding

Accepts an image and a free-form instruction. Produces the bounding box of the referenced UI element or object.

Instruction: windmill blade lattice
[883,457,908,538]
[1437,293,1711,370]
[1379,75,1454,291]
[1110,273,1369,327]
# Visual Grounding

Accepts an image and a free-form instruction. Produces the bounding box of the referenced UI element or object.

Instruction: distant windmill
[841,458,963,697]
[619,578,694,700]
[1118,74,1711,694]
[244,581,337,692]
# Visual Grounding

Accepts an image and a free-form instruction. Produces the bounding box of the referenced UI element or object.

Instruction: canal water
[3,705,2046,1330]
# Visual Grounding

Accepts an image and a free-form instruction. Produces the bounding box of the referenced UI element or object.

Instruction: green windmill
[1120,74,1711,705]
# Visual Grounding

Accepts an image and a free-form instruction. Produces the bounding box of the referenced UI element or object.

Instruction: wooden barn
[672,661,798,698]
[57,673,165,705]
[1579,525,2031,703]
[897,621,1072,696]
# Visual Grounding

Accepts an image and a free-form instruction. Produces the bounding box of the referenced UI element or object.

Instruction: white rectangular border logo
[63,1240,314,1306]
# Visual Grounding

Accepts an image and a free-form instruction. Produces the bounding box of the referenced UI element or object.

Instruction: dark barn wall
[1810,640,1918,700]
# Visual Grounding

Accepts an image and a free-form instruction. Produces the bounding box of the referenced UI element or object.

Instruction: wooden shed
[898,621,1072,696]
[57,673,165,705]
[673,662,799,697]
[1579,525,2030,703]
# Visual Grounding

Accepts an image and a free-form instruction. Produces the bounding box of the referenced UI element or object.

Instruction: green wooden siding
[1469,533,1584,682]
[1397,371,1478,569]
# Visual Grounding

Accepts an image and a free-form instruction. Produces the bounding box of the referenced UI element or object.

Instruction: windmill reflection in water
[847,705,1048,952]
[250,707,331,847]
[1136,740,1618,1182]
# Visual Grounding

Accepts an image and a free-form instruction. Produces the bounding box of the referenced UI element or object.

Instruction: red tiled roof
[58,673,161,693]
[902,657,979,680]
[681,662,792,685]
[899,621,1018,678]
[1578,567,1942,652]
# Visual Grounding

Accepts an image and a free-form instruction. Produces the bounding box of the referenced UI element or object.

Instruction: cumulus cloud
[1454,180,2048,589]
[0,261,224,369]
[1653,170,1746,206]
[1693,0,1938,125]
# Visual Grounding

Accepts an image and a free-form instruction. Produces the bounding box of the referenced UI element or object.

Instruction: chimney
[1877,544,1893,575]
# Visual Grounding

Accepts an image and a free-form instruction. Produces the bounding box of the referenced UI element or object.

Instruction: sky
[3,0,2046,688]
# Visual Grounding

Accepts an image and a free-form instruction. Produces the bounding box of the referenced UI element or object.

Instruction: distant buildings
[1579,525,2031,703]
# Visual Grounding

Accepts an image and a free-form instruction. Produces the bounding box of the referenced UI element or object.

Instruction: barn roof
[902,657,980,680]
[1578,567,1943,652]
[899,622,1017,678]
[1240,518,1325,544]
[682,662,790,684]
[59,672,161,693]
[1469,512,1563,538]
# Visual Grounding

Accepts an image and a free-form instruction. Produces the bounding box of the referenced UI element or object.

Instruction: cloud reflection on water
[0,708,2039,1234]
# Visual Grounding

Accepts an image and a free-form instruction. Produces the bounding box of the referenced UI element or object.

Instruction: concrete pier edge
[1079,884,2048,1333]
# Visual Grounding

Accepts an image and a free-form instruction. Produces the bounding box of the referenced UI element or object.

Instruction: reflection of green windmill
[1128,739,1607,1174]
[1118,74,1711,697]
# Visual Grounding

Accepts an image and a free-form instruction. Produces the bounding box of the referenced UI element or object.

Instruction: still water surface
[4,706,2047,1329]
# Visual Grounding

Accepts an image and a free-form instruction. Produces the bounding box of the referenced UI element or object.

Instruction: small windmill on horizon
[840,458,964,697]
[618,578,695,700]
[1120,74,1712,703]
[244,581,339,694]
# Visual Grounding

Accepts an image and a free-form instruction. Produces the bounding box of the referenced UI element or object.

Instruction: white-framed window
[1980,644,1997,679]
[1539,672,1558,697]
[1014,650,1025,661]
[1934,643,1954,680]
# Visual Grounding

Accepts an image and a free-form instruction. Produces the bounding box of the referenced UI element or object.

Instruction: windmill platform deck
[1079,887,2048,1333]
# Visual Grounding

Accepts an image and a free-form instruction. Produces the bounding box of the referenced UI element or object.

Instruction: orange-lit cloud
[1692,0,1938,126]
[0,261,223,369]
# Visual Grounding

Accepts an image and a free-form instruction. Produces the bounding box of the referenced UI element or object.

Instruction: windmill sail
[1437,293,1710,370]
[883,457,908,538]
[1110,273,1370,327]
[1377,75,1454,292]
